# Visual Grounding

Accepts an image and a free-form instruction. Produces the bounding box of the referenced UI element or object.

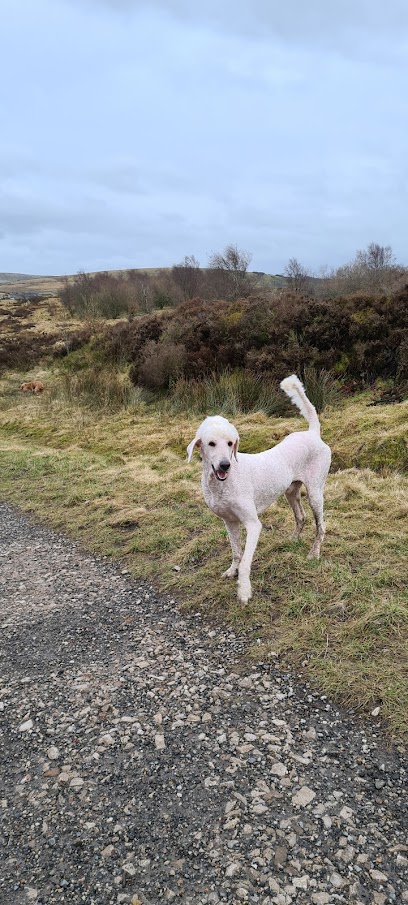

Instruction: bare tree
[207,244,252,299]
[355,242,396,271]
[126,269,153,315]
[284,258,311,294]
[331,243,404,295]
[171,255,202,301]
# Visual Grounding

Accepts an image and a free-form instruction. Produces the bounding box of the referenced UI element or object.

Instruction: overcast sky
[1,0,408,275]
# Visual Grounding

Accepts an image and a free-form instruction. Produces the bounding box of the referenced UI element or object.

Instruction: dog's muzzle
[212,460,231,482]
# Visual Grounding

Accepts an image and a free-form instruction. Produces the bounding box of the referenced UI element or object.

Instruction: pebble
[291,786,316,807]
[271,762,288,777]
[370,869,388,882]
[19,718,33,731]
[69,777,84,789]
[46,745,60,760]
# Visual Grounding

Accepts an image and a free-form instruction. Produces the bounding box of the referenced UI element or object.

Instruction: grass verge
[0,369,407,740]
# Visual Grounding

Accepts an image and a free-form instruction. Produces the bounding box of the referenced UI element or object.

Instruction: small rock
[252,803,269,814]
[19,719,33,732]
[274,846,288,866]
[292,786,316,807]
[293,876,309,890]
[122,862,136,878]
[329,871,345,888]
[370,869,388,882]
[101,845,115,858]
[100,733,115,746]
[69,777,84,790]
[271,762,287,777]
[339,805,354,821]
[58,772,70,783]
[47,746,59,760]
[225,862,241,878]
[373,894,387,905]
[154,733,166,751]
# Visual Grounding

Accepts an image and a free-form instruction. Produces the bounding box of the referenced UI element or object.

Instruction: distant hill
[0,273,53,283]
[0,268,291,291]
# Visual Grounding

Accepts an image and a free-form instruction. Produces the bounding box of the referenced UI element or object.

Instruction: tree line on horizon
[59,241,407,321]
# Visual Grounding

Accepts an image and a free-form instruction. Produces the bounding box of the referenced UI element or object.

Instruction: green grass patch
[0,369,407,739]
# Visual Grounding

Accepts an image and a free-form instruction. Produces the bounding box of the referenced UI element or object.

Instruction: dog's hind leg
[222,519,242,578]
[285,480,306,540]
[305,485,326,559]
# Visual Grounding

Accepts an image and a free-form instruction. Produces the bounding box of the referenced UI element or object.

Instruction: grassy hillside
[0,367,407,740]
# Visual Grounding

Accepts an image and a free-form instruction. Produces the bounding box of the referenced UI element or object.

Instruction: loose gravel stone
[291,786,316,807]
[46,746,60,760]
[0,501,407,905]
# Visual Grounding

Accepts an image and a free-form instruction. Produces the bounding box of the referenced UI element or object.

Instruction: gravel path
[0,502,407,905]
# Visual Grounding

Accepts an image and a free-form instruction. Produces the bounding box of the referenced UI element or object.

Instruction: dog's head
[187,415,239,482]
[21,382,33,392]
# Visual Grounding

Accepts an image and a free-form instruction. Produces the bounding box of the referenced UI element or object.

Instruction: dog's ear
[187,435,201,463]
[233,436,239,461]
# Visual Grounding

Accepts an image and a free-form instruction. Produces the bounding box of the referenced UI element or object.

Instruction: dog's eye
[228,441,233,447]
[208,441,216,447]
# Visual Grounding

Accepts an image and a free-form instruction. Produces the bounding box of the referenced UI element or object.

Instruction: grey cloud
[70,0,408,58]
[0,150,41,180]
[90,162,148,195]
[0,191,114,238]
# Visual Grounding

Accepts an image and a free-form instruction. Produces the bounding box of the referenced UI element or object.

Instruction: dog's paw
[238,592,252,605]
[238,578,252,605]
[222,566,239,579]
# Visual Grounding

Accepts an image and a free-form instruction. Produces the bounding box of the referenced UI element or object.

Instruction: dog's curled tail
[280,374,320,435]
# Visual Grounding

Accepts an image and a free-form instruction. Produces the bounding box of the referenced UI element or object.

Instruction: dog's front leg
[222,519,242,578]
[238,518,262,604]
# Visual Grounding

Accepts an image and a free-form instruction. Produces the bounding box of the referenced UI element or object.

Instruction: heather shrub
[137,341,187,390]
[97,314,167,367]
[79,285,408,395]
[0,328,91,373]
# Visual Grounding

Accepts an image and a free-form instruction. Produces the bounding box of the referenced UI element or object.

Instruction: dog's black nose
[219,459,231,472]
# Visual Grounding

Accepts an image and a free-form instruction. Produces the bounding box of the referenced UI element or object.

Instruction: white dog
[187,375,331,604]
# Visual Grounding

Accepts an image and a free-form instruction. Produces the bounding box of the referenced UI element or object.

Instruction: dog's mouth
[212,465,229,482]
